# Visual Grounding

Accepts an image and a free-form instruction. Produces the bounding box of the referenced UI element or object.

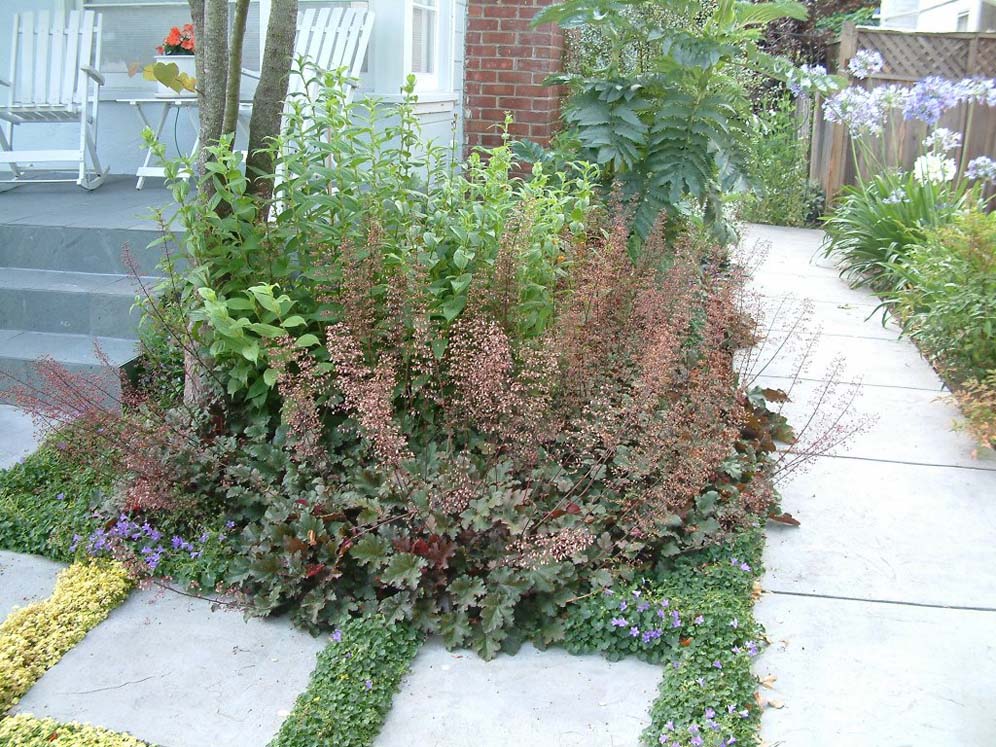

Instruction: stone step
[0,268,158,339]
[0,224,166,276]
[0,330,139,408]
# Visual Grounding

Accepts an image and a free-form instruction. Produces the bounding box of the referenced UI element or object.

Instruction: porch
[0,176,169,403]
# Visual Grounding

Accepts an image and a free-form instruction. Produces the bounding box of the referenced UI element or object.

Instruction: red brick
[481,31,516,45]
[465,70,498,83]
[481,82,516,96]
[466,95,498,109]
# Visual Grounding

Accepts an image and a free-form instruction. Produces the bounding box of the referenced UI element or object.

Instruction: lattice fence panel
[858,31,971,79]
[977,38,996,75]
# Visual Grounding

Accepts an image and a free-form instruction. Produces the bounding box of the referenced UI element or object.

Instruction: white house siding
[880,0,996,32]
[0,0,467,175]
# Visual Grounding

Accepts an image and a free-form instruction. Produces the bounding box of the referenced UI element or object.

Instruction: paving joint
[766,588,996,614]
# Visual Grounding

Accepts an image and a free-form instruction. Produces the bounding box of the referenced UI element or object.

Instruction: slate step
[0,330,140,408]
[0,224,166,276]
[0,268,158,339]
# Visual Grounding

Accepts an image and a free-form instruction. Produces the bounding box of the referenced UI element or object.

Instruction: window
[81,0,262,95]
[408,0,438,89]
[956,10,970,30]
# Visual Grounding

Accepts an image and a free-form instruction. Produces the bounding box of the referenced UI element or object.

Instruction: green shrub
[822,170,973,292]
[0,443,111,561]
[270,615,421,747]
[891,211,996,381]
[0,714,148,747]
[739,93,823,227]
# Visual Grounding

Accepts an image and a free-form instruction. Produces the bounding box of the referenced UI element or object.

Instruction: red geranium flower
[165,27,181,46]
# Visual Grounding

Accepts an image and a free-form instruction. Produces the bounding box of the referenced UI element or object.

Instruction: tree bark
[196,0,230,176]
[222,0,251,137]
[246,0,298,201]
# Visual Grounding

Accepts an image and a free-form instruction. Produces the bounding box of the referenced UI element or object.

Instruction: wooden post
[825,22,858,204]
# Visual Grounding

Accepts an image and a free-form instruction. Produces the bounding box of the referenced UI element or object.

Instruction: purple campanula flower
[619,600,628,612]
[664,720,675,732]
[331,629,342,643]
[713,660,723,669]
[630,626,640,637]
[706,719,720,732]
[637,601,650,613]
[739,562,751,572]
[55,492,65,501]
[739,709,749,719]
[171,536,184,550]
[704,708,715,719]
[694,615,704,625]
[672,661,681,670]
[696,677,705,687]
[691,737,704,747]
[746,640,759,657]
[364,679,373,690]
[632,590,641,598]
[732,646,742,655]
[69,534,81,552]
[730,618,739,629]
[199,531,210,543]
[847,49,884,79]
[670,610,682,628]
[688,724,700,735]
[610,617,628,627]
[727,704,737,715]
[225,520,236,529]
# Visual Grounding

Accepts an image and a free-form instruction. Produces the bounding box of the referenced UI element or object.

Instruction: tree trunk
[222,0,251,137]
[246,0,298,202]
[196,0,230,176]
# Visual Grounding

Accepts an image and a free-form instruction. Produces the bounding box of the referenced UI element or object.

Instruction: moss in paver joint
[0,560,132,711]
[270,615,422,747]
[0,714,149,746]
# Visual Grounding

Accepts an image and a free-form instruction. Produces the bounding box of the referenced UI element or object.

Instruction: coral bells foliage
[218,214,779,659]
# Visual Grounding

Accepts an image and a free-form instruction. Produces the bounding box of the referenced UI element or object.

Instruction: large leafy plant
[535,0,809,240]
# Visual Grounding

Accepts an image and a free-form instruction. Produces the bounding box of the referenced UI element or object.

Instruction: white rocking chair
[0,10,107,191]
[242,7,374,107]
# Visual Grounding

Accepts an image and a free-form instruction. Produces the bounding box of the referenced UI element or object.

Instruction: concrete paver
[15,588,327,747]
[746,223,996,747]
[376,641,663,747]
[0,550,64,621]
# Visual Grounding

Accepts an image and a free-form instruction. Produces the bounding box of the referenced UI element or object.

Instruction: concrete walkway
[745,224,996,747]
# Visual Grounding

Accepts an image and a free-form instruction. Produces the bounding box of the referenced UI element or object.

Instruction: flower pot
[154,54,196,98]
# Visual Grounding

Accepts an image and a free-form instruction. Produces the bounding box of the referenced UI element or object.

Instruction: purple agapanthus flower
[882,187,906,205]
[848,49,884,79]
[967,156,996,182]
[923,127,962,153]
[824,87,885,136]
[904,76,960,125]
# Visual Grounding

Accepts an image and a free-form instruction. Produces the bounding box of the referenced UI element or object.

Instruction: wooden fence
[807,24,996,204]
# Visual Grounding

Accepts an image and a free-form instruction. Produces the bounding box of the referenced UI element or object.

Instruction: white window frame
[406,0,439,92]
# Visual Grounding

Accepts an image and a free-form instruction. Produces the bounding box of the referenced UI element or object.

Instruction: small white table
[118,96,199,190]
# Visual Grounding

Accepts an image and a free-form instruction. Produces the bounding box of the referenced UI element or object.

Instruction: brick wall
[463,0,566,155]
